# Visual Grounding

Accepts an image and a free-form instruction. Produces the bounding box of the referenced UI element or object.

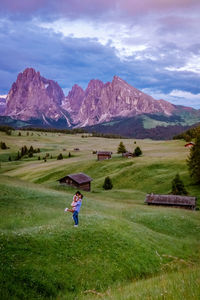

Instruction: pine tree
[29,145,34,153]
[8,156,12,161]
[187,135,200,183]
[18,132,21,136]
[38,156,41,160]
[134,146,142,157]
[24,146,28,154]
[68,152,71,158]
[57,153,63,160]
[171,173,188,195]
[117,142,127,154]
[21,146,25,157]
[0,141,7,149]
[103,176,113,190]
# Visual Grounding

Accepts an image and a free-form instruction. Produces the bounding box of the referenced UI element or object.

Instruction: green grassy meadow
[0,130,200,299]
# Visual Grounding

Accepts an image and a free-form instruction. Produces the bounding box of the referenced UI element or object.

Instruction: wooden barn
[97,151,112,161]
[145,194,196,210]
[184,142,195,148]
[122,152,135,158]
[58,173,93,191]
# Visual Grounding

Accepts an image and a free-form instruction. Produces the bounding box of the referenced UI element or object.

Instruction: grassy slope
[0,131,200,299]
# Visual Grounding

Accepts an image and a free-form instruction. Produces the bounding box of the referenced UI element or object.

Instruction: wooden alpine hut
[145,194,196,210]
[58,173,93,191]
[97,151,112,161]
[184,142,195,148]
[122,152,135,158]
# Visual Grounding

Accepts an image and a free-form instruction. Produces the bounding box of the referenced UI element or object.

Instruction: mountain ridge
[2,67,200,139]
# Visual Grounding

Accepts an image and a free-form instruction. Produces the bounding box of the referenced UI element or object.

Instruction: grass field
[0,130,200,299]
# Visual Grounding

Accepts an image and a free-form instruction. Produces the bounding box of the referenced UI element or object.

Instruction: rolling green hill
[0,130,200,299]
[85,112,200,140]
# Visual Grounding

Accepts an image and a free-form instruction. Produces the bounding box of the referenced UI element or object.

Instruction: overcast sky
[0,0,200,108]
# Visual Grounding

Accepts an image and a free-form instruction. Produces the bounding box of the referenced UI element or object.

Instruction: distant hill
[173,123,200,141]
[85,114,193,140]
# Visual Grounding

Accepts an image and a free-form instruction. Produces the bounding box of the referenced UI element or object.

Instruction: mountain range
[1,68,200,139]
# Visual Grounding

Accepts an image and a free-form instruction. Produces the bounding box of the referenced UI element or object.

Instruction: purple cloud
[1,0,200,19]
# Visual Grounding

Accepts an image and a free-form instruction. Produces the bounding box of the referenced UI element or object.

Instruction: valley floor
[0,130,200,299]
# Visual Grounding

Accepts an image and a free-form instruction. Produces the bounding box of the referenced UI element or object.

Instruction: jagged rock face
[5,68,176,127]
[66,76,175,126]
[5,68,65,121]
[0,98,6,115]
[62,84,84,116]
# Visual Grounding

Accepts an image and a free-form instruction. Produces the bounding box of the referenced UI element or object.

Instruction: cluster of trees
[13,145,41,161]
[91,132,125,139]
[117,141,142,157]
[173,124,200,141]
[0,125,13,135]
[170,134,200,193]
[21,145,40,158]
[0,141,8,149]
[187,135,200,183]
[57,153,63,160]
[57,152,72,160]
[19,127,87,135]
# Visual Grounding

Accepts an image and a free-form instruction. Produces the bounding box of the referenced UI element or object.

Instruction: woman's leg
[76,212,79,225]
[73,211,78,225]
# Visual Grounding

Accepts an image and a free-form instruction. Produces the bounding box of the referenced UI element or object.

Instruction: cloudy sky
[0,0,200,108]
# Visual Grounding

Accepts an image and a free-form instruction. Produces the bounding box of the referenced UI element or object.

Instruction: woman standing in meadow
[65,192,83,227]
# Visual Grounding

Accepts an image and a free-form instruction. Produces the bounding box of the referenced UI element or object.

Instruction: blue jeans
[73,211,79,225]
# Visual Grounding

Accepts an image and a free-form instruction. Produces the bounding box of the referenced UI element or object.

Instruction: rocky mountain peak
[85,79,104,95]
[64,84,85,114]
[3,69,179,128]
[5,68,65,121]
[67,75,176,126]
[68,84,84,99]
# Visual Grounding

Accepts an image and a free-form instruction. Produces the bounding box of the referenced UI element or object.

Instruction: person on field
[65,191,80,212]
[65,193,83,227]
[71,191,81,208]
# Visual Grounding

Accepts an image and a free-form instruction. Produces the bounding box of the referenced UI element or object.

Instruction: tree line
[173,124,200,141]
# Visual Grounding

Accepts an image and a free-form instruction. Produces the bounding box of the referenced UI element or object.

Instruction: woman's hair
[76,191,81,195]
[80,194,84,199]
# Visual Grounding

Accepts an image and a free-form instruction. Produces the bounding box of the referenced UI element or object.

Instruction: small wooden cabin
[145,194,196,210]
[97,151,112,161]
[58,173,93,191]
[122,152,135,158]
[184,142,195,148]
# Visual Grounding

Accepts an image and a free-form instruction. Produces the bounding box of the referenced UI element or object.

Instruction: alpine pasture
[0,130,200,300]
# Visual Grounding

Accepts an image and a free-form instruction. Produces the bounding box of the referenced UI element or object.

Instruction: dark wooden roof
[97,151,112,155]
[59,173,92,184]
[145,194,196,207]
[184,142,195,147]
